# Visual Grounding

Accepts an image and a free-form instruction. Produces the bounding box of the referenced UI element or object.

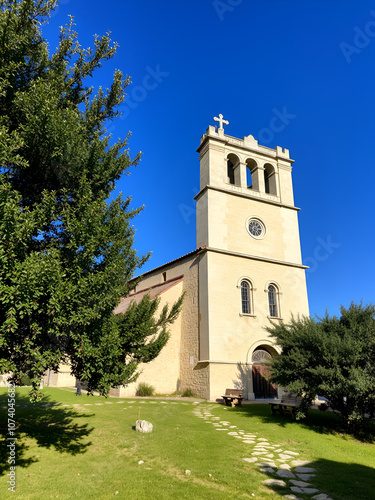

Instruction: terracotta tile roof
[114,275,184,315]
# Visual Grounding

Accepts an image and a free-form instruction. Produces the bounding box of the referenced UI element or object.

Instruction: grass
[0,388,374,499]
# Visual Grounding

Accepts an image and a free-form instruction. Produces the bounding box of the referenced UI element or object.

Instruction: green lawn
[0,388,374,499]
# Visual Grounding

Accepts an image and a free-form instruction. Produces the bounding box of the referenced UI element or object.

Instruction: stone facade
[114,121,309,401]
[46,119,309,401]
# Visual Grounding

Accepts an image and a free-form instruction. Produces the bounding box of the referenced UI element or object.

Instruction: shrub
[136,382,155,397]
[20,374,32,386]
[181,388,198,398]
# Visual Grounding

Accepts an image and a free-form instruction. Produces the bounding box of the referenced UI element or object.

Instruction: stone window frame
[264,281,282,319]
[237,277,256,317]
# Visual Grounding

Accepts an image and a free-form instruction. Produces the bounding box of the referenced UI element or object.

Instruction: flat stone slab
[284,496,302,500]
[252,451,267,456]
[283,450,299,456]
[296,474,316,481]
[255,462,277,468]
[228,432,238,435]
[243,440,256,444]
[291,460,312,467]
[291,487,319,494]
[276,469,296,478]
[290,480,312,487]
[258,438,269,441]
[265,454,275,458]
[294,467,316,473]
[312,495,333,500]
[279,454,293,460]
[243,457,258,463]
[279,463,291,470]
[260,467,275,473]
[263,479,286,487]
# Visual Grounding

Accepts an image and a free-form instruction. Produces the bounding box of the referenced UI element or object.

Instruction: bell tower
[195,116,309,401]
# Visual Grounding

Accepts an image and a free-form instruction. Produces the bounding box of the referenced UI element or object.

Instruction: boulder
[136,420,153,433]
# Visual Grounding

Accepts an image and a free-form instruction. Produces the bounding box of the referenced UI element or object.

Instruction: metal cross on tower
[213,114,229,131]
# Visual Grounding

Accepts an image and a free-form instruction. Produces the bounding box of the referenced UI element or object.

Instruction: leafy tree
[0,0,182,400]
[267,303,375,429]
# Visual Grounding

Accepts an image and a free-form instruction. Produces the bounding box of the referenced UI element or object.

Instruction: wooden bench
[222,389,243,407]
[269,393,303,420]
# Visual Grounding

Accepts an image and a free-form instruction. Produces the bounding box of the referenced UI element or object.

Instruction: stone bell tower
[194,115,309,401]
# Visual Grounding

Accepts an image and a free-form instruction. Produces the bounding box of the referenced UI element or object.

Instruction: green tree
[0,0,182,400]
[267,303,375,429]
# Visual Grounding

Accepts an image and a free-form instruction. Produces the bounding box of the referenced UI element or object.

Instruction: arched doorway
[251,348,278,399]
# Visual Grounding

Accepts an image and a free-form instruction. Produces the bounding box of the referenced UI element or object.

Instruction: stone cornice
[194,185,300,212]
[200,246,309,270]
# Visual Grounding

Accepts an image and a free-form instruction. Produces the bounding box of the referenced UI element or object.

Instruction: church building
[112,116,309,401]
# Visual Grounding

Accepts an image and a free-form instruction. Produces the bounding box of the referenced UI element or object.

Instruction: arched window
[241,280,251,314]
[268,284,278,317]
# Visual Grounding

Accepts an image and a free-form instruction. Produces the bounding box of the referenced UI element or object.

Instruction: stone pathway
[193,404,333,500]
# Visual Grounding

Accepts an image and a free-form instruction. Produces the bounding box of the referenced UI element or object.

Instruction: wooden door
[252,364,278,399]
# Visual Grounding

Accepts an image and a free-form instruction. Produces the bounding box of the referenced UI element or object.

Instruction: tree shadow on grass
[231,403,375,443]
[0,392,94,476]
[253,458,375,500]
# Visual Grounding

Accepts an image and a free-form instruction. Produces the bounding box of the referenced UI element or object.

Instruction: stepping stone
[276,469,296,479]
[243,440,256,444]
[296,474,316,481]
[265,454,274,458]
[290,480,312,487]
[229,425,237,428]
[283,450,299,455]
[228,432,238,435]
[260,467,275,473]
[221,421,230,424]
[216,428,226,431]
[291,460,312,467]
[252,451,267,455]
[279,454,293,460]
[256,461,277,467]
[275,448,283,452]
[284,496,302,500]
[294,467,316,473]
[279,464,291,470]
[291,487,319,494]
[258,438,268,441]
[263,479,286,487]
[254,447,268,452]
[243,457,257,463]
[312,495,333,500]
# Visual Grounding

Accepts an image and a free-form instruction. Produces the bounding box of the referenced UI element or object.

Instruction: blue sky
[43,0,375,318]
